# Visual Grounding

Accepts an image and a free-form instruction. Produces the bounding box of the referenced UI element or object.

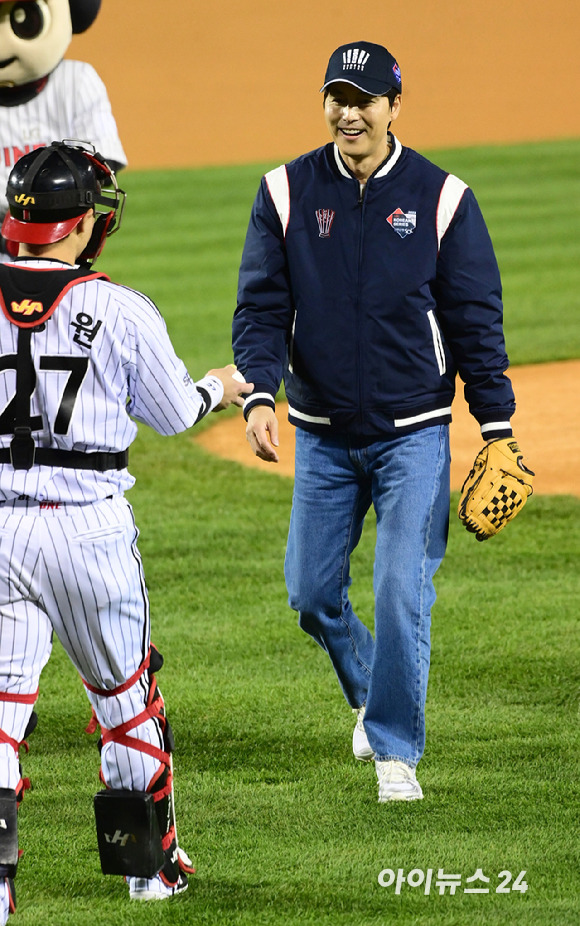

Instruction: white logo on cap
[342,48,370,71]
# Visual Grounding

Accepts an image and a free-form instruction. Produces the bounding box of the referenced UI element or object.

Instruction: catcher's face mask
[1,138,126,264]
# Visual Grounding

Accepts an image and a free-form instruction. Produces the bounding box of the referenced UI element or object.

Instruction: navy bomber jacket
[233,136,515,441]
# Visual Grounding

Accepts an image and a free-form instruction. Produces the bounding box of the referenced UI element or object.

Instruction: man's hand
[207,364,254,410]
[246,405,279,463]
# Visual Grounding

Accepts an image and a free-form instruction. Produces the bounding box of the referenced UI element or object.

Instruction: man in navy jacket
[233,41,525,802]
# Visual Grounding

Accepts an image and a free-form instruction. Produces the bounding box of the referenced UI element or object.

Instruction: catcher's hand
[458,438,534,541]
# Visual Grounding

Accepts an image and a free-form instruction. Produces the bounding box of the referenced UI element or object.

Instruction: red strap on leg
[0,688,38,754]
[161,825,176,852]
[85,707,99,735]
[6,878,15,914]
[99,693,170,767]
[0,690,38,704]
[147,762,174,802]
[16,777,31,803]
[83,648,172,776]
[83,649,152,736]
[82,651,151,698]
[0,728,20,754]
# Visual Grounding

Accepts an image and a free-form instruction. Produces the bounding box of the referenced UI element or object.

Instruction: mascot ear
[69,0,102,34]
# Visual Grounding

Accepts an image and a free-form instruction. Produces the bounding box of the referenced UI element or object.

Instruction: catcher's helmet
[1,139,126,263]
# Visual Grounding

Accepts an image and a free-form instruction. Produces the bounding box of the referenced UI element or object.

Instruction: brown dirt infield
[195,361,580,497]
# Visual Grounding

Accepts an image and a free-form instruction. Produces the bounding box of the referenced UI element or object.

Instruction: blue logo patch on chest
[387,208,416,238]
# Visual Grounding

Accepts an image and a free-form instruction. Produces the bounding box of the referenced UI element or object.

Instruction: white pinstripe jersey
[0,259,224,502]
[0,59,127,224]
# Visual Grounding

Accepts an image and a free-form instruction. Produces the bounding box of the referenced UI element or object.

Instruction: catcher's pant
[0,495,164,797]
[285,425,450,767]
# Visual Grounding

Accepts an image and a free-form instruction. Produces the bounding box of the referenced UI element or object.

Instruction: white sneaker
[352,704,375,761]
[127,871,189,901]
[376,760,423,802]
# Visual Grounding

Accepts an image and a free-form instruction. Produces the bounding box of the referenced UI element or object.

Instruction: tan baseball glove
[458,438,535,541]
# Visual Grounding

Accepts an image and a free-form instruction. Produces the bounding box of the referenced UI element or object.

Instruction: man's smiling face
[324,81,400,175]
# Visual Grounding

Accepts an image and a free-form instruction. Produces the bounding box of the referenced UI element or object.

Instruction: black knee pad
[0,789,19,879]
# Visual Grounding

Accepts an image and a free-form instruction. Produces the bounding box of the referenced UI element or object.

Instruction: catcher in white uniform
[0,1,126,259]
[0,140,252,920]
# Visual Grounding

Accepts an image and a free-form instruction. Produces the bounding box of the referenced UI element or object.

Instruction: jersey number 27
[0,354,89,434]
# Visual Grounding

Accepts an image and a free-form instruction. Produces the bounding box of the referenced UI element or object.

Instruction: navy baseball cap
[321,41,402,96]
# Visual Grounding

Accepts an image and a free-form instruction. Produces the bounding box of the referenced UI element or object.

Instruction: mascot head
[0,0,101,89]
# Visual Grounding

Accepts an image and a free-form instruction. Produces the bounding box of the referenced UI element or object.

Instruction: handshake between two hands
[204,364,279,464]
[207,363,254,411]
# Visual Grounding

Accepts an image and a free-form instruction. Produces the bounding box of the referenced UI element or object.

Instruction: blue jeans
[284,426,450,766]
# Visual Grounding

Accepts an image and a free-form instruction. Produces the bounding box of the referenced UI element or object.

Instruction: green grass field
[12,139,580,925]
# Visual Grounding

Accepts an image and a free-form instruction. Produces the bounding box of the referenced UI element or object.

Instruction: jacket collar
[332,134,403,181]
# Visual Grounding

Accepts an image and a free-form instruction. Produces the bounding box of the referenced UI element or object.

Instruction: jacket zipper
[356,182,366,431]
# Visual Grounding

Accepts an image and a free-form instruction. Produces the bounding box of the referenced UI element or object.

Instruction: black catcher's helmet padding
[2,139,126,263]
[69,0,102,34]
